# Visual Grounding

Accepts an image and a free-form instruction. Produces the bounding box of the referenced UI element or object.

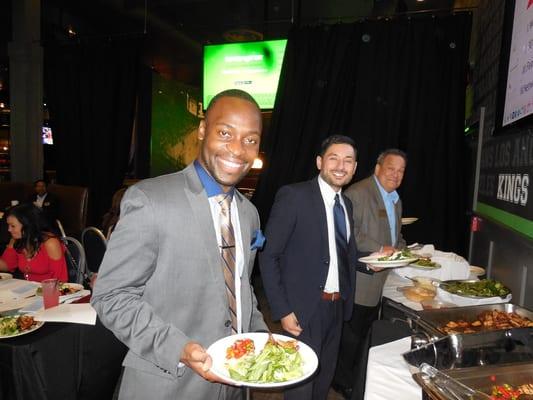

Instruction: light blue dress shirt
[373,175,399,246]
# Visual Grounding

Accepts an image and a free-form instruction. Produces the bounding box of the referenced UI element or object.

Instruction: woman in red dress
[0,203,68,282]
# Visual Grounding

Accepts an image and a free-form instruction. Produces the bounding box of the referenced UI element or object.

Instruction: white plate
[206,332,318,388]
[401,217,418,225]
[469,266,486,276]
[0,273,13,280]
[37,282,84,296]
[358,256,419,268]
[409,261,441,270]
[0,315,44,339]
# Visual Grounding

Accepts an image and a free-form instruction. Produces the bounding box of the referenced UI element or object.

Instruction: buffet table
[363,246,517,400]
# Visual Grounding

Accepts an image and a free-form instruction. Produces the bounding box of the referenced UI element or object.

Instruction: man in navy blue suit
[259,135,364,400]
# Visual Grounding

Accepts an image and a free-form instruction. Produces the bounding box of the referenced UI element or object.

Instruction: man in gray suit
[91,89,267,400]
[332,148,407,400]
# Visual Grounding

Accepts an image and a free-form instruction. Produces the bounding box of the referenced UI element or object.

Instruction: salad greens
[226,336,303,383]
[0,316,20,336]
[442,279,510,297]
[377,249,414,261]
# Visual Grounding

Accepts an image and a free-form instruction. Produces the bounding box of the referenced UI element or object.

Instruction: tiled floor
[250,274,345,400]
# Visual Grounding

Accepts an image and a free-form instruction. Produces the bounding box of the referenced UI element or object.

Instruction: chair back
[62,236,87,284]
[56,219,67,238]
[81,227,107,273]
[48,184,89,238]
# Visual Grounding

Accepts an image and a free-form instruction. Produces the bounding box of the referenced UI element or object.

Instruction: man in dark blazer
[333,148,407,400]
[260,135,363,400]
[27,179,59,226]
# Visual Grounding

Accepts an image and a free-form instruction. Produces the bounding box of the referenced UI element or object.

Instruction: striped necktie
[216,193,237,334]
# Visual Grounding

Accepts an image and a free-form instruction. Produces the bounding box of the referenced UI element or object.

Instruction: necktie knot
[215,193,233,212]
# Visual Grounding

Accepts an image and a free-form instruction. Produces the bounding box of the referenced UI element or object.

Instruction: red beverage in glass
[42,278,60,309]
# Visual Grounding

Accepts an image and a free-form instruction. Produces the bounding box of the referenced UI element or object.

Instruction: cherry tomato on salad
[225,338,255,359]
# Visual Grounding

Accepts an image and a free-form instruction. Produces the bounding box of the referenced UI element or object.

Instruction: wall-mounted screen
[42,126,53,145]
[501,0,533,127]
[203,39,287,109]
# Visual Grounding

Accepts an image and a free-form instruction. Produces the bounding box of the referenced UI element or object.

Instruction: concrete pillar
[8,0,43,183]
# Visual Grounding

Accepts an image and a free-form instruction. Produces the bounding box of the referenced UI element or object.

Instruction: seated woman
[0,203,68,282]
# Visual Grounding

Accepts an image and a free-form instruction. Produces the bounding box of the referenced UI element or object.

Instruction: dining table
[0,278,127,400]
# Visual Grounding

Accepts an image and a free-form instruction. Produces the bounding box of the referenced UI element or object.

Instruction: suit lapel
[183,166,227,299]
[369,177,393,245]
[310,178,329,258]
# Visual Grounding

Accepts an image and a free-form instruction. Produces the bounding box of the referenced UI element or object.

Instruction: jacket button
[225,320,231,327]
[324,260,329,265]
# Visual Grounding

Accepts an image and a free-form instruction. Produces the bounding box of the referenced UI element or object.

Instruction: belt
[321,291,341,301]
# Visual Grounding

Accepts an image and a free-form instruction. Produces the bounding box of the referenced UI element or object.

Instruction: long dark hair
[6,203,56,255]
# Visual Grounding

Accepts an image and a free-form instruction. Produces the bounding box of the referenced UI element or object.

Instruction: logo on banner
[496,174,529,206]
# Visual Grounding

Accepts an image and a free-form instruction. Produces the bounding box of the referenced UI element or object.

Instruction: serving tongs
[419,363,491,400]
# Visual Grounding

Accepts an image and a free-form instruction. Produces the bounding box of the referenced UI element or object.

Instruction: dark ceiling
[42,0,459,46]
[0,0,469,97]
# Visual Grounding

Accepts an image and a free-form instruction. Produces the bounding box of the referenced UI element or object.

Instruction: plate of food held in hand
[0,314,44,339]
[358,249,419,268]
[207,332,318,388]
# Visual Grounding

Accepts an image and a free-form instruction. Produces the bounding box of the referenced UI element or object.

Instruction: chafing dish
[386,301,533,343]
[416,303,533,339]
[413,362,533,400]
[403,328,533,370]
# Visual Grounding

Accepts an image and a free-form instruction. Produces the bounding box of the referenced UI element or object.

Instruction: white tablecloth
[396,245,471,281]
[364,337,421,400]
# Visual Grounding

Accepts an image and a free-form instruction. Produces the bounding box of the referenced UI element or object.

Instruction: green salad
[443,279,510,297]
[226,336,303,383]
[0,316,19,336]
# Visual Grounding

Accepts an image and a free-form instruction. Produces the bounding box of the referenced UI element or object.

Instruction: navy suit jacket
[259,177,361,327]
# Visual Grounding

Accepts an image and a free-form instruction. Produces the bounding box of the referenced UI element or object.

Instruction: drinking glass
[42,278,60,309]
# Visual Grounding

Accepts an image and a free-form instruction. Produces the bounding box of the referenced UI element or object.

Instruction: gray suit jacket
[344,175,406,306]
[91,164,267,400]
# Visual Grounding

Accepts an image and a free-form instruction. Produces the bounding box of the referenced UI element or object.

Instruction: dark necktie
[216,193,238,334]
[334,194,350,298]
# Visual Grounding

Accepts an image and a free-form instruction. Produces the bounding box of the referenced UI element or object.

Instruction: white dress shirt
[34,193,47,208]
[318,176,351,293]
[208,195,244,333]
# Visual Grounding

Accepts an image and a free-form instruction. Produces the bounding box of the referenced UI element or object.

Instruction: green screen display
[203,39,287,109]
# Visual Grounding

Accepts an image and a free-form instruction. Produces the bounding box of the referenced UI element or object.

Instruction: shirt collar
[373,175,399,204]
[317,175,342,205]
[194,160,234,198]
[37,193,47,199]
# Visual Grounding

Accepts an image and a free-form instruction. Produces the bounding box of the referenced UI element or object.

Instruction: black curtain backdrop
[45,39,140,225]
[253,13,472,253]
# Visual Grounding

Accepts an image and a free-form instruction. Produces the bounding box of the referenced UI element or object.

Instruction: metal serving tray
[416,303,533,338]
[403,328,533,370]
[413,362,533,400]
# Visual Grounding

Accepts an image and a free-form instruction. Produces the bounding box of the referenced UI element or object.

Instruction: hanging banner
[476,130,533,238]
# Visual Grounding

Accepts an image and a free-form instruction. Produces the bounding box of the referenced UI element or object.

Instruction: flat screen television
[497,0,533,131]
[203,39,288,109]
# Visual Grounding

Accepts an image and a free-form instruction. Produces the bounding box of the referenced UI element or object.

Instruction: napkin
[33,303,97,325]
